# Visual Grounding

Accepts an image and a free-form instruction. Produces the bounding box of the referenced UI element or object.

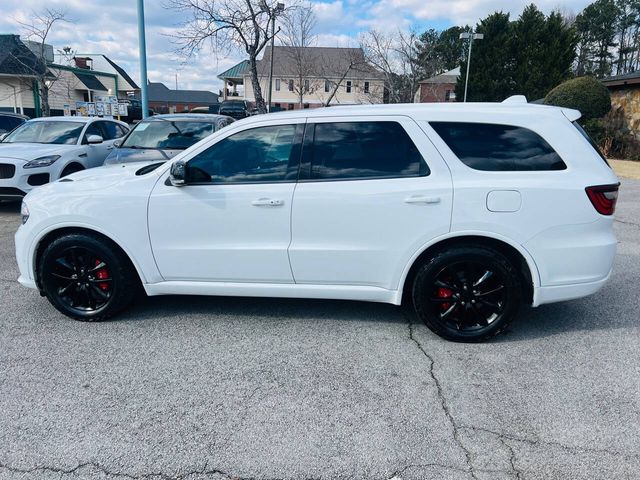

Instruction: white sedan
[0,117,129,201]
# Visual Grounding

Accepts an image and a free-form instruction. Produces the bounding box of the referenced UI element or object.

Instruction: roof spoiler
[561,108,582,122]
[502,95,582,121]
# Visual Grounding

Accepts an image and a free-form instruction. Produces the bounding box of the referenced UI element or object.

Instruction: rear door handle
[251,198,284,207]
[404,195,441,205]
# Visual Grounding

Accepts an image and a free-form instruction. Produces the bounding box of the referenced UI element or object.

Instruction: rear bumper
[533,270,611,307]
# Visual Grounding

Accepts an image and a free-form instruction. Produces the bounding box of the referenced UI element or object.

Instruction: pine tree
[455,12,516,102]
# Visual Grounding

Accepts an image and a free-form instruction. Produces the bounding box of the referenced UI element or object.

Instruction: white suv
[0,117,129,200]
[14,99,619,342]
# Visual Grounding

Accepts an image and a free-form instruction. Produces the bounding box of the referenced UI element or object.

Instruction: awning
[75,72,108,91]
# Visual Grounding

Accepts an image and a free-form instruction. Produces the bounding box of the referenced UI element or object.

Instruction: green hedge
[544,76,611,121]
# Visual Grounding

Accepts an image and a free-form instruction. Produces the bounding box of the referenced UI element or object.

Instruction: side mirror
[87,134,104,144]
[169,159,186,186]
[113,139,122,148]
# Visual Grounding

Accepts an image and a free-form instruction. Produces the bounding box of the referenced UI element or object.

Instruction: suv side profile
[15,100,619,342]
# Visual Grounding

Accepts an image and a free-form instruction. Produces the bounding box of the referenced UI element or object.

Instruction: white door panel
[148,182,295,283]
[289,116,453,290]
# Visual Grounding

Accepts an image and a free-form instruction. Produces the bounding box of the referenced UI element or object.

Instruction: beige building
[218,46,384,110]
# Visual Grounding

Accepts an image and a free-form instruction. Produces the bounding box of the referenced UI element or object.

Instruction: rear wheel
[412,245,522,342]
[38,233,138,321]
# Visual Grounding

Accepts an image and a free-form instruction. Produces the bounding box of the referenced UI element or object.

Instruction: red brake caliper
[437,287,454,311]
[94,259,110,291]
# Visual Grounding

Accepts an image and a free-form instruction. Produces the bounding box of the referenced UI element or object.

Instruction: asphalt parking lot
[0,181,638,480]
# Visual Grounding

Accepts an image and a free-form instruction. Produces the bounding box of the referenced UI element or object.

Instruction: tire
[60,163,83,178]
[412,245,522,342]
[38,233,138,321]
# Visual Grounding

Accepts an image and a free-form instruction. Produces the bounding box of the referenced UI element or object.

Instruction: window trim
[181,123,306,186]
[297,120,430,183]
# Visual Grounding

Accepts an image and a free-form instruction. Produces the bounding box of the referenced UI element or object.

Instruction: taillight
[585,184,620,216]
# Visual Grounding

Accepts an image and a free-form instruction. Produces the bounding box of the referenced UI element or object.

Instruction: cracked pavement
[1,179,639,480]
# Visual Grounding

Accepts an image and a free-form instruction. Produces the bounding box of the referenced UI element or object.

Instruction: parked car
[0,117,129,200]
[189,105,221,114]
[0,112,29,135]
[121,98,155,123]
[15,99,619,342]
[103,114,235,165]
[219,100,249,119]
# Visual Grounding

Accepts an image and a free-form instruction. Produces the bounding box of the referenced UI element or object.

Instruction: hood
[0,142,74,161]
[104,147,180,165]
[28,161,163,199]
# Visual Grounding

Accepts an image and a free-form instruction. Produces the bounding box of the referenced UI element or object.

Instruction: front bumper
[0,160,52,199]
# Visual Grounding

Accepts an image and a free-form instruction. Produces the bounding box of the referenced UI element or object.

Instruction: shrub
[544,76,611,121]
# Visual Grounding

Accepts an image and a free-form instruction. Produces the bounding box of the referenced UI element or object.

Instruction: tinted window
[116,124,129,137]
[187,124,298,183]
[84,122,103,142]
[430,122,566,171]
[98,121,120,140]
[308,122,428,180]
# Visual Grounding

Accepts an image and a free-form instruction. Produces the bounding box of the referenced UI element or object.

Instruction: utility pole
[460,31,484,103]
[261,1,285,113]
[137,0,149,118]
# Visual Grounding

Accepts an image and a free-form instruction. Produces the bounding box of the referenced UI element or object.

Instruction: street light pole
[460,31,484,103]
[263,2,284,113]
[137,0,149,119]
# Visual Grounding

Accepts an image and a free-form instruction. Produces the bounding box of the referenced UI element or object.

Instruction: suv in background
[219,100,249,120]
[15,99,619,342]
[121,99,155,123]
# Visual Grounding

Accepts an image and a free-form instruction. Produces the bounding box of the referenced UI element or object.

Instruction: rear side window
[307,121,429,180]
[430,122,567,171]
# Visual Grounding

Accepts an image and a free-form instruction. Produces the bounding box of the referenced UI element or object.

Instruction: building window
[445,90,451,102]
[275,103,281,109]
[364,81,370,94]
[304,79,310,93]
[288,79,294,92]
[275,79,281,91]
[303,103,310,109]
[288,103,295,110]
[325,80,331,93]
[346,81,352,93]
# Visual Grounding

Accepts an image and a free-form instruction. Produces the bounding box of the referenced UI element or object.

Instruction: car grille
[0,163,15,179]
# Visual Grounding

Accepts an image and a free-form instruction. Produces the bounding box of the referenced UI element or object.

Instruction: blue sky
[1,0,595,92]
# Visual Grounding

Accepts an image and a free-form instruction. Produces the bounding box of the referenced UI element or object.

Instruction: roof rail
[502,95,528,104]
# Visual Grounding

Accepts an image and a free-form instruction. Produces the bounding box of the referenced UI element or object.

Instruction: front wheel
[38,233,138,321]
[412,245,522,342]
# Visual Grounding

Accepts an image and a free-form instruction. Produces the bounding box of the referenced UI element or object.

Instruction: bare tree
[360,29,422,104]
[15,8,69,116]
[280,2,316,108]
[168,0,292,114]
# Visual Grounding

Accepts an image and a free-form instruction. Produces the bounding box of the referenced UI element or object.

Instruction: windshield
[121,120,215,149]
[221,103,245,111]
[3,121,84,145]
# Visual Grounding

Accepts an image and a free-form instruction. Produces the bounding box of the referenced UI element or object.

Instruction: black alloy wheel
[39,233,138,321]
[48,246,113,313]
[412,245,522,342]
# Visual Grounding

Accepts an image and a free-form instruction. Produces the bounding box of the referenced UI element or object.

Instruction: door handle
[404,195,441,205]
[251,198,284,207]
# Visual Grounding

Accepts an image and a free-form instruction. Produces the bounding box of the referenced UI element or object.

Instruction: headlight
[23,155,61,169]
[20,202,29,224]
